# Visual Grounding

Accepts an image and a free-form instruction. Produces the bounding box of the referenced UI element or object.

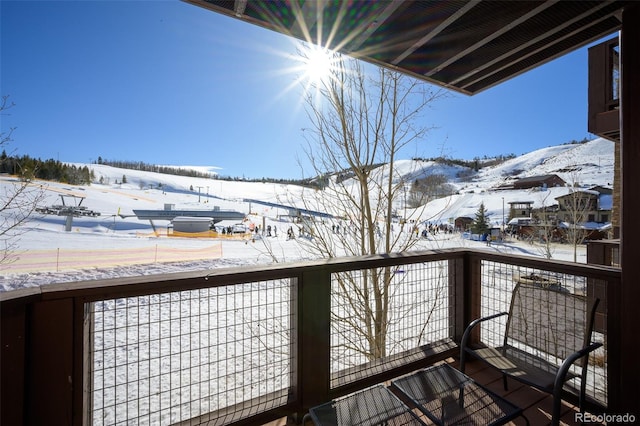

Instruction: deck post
[619,2,640,418]
[297,266,332,420]
[1,298,29,425]
[26,298,75,424]
[465,253,483,346]
[449,255,466,343]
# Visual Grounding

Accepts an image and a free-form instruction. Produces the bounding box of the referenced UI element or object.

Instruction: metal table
[391,364,528,426]
[305,384,425,425]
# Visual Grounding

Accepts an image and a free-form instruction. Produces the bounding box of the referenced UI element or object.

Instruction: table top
[390,364,523,426]
[308,384,425,426]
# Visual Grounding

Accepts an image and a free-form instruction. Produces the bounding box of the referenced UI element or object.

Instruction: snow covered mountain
[332,137,614,225]
[56,137,613,228]
[417,137,614,225]
[0,137,614,289]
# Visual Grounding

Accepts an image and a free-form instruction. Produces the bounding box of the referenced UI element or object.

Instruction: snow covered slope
[0,137,614,289]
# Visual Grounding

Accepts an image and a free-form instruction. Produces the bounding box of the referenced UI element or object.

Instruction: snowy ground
[0,210,585,292]
[0,139,603,292]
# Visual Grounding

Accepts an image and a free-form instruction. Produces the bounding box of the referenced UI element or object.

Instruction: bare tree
[293,53,445,362]
[533,190,556,259]
[407,173,454,208]
[0,96,46,265]
[558,168,594,262]
[560,187,593,263]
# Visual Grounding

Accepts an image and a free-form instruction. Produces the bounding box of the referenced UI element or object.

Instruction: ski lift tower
[60,194,84,231]
[36,194,101,231]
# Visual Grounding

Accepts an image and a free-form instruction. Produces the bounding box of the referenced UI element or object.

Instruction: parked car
[232,223,247,233]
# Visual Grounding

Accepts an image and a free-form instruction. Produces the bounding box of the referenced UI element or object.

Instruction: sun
[300,44,337,86]
[254,40,341,111]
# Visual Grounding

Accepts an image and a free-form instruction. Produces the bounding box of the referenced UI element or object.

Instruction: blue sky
[2,1,609,179]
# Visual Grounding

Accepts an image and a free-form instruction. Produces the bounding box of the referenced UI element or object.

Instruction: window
[611,44,620,105]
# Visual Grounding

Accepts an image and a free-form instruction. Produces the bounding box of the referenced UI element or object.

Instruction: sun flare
[301,44,336,86]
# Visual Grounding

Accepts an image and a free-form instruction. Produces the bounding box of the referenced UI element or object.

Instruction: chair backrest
[505,281,598,363]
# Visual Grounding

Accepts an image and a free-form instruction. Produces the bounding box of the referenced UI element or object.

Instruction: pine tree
[471,202,491,235]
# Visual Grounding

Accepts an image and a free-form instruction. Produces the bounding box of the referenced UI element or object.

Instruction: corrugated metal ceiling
[185,0,628,95]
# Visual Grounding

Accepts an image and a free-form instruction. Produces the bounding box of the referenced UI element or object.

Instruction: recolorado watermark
[575,412,636,423]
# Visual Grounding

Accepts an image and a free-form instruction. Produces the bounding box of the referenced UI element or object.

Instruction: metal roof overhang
[184,0,628,95]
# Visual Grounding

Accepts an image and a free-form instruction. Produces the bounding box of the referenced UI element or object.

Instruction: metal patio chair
[460,281,602,426]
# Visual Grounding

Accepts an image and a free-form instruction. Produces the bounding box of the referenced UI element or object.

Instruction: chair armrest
[460,312,508,351]
[555,342,603,387]
[551,342,603,426]
[459,312,507,373]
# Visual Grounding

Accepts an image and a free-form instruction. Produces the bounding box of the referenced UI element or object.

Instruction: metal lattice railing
[86,280,294,425]
[329,260,453,388]
[2,249,615,425]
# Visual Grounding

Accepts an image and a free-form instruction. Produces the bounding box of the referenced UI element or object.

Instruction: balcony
[1,248,619,425]
[588,37,620,143]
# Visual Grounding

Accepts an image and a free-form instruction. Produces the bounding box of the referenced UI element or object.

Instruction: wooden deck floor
[445,358,603,426]
[265,357,604,426]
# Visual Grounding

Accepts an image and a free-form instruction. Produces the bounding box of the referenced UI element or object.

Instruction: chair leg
[460,349,467,374]
[551,388,562,426]
[579,366,588,415]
